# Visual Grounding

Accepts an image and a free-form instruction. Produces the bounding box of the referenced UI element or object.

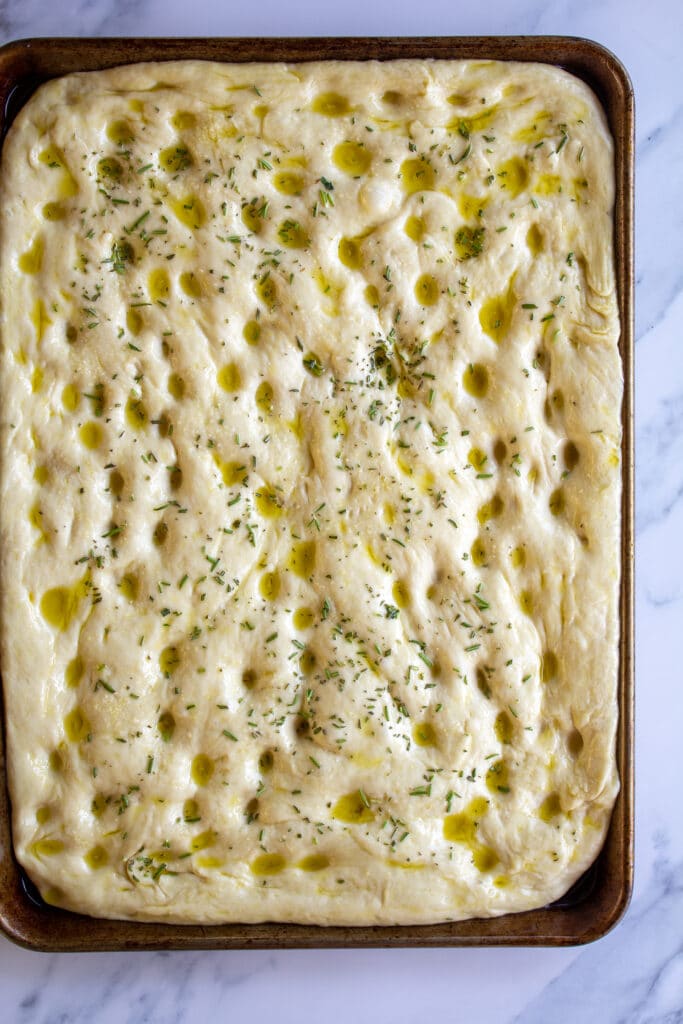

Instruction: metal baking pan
[0,35,634,951]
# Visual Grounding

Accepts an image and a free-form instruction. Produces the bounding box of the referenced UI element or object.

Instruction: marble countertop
[1,0,681,1020]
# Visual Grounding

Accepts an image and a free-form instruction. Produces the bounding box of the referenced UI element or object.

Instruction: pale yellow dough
[0,59,621,925]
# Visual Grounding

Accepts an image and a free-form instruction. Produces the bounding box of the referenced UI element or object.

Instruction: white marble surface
[0,0,681,1020]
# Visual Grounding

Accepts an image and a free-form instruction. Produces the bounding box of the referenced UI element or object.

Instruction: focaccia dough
[0,59,621,924]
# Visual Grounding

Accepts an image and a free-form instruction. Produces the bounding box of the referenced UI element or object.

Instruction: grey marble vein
[513,845,683,1024]
[634,103,683,341]
[637,391,683,533]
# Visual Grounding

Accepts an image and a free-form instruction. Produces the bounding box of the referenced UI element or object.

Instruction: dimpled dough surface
[0,59,621,925]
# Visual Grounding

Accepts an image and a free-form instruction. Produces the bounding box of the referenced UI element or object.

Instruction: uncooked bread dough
[0,58,621,924]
